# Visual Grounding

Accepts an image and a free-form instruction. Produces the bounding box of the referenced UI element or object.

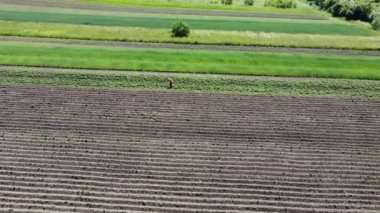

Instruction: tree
[244,0,255,6]
[221,0,233,5]
[171,22,190,38]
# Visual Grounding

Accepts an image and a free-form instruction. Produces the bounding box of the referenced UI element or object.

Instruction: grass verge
[0,9,374,35]
[0,68,379,100]
[1,21,379,50]
[78,0,317,14]
[0,41,379,80]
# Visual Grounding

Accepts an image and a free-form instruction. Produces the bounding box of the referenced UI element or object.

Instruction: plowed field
[0,86,379,212]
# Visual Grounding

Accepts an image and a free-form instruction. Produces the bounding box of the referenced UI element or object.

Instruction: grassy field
[0,8,374,36]
[78,0,316,13]
[1,68,379,99]
[0,21,380,50]
[0,41,379,80]
[1,21,379,50]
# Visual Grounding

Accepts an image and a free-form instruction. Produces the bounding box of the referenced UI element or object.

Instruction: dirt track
[0,0,325,20]
[0,86,379,212]
[3,36,380,56]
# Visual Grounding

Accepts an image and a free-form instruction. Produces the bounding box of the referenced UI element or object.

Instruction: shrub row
[310,0,379,30]
[264,0,297,8]
[210,0,255,6]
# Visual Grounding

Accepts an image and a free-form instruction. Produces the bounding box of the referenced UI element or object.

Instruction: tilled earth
[0,86,379,212]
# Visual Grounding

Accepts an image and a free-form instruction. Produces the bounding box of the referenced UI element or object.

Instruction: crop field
[0,0,379,49]
[0,6,374,36]
[1,66,380,99]
[2,21,380,50]
[1,41,379,80]
[79,0,316,12]
[0,86,379,212]
[0,0,379,212]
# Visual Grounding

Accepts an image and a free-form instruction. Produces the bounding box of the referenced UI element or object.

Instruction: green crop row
[0,41,379,80]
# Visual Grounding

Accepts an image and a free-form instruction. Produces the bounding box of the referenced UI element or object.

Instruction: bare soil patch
[0,86,379,212]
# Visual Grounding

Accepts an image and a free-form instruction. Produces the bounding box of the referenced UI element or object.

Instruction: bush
[221,0,233,5]
[171,22,190,38]
[244,0,255,6]
[264,0,297,8]
[314,0,374,22]
[372,15,380,30]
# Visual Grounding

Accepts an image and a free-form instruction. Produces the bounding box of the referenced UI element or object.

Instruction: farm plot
[1,41,379,80]
[0,86,379,212]
[0,7,372,36]
[0,0,321,16]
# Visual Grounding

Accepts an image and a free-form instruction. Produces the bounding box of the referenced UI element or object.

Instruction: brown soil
[0,0,326,20]
[0,86,379,212]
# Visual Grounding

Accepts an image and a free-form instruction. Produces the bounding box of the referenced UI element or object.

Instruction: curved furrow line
[3,132,380,150]
[1,161,379,193]
[1,124,379,147]
[2,104,379,120]
[2,128,379,147]
[2,143,379,163]
[1,175,378,202]
[1,190,379,211]
[1,168,379,196]
[1,139,379,159]
[1,118,378,138]
[2,107,379,123]
[1,193,379,212]
[2,115,379,133]
[1,147,378,171]
[2,153,380,178]
[1,169,378,195]
[1,153,379,177]
[2,108,379,124]
[1,181,379,205]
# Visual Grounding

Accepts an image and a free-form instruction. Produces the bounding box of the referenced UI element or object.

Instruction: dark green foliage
[171,21,190,37]
[221,0,233,5]
[372,15,380,29]
[264,0,297,8]
[313,0,378,26]
[244,0,255,6]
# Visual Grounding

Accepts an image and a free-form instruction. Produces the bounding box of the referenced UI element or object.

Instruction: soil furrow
[0,85,379,212]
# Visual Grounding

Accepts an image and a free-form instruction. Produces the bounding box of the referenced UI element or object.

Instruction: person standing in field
[168,78,174,89]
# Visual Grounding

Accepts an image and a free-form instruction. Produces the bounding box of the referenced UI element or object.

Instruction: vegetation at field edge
[78,0,317,14]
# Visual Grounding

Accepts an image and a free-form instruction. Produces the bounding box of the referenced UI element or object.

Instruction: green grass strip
[0,9,374,36]
[78,0,317,14]
[1,21,379,50]
[1,69,379,100]
[0,41,379,80]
